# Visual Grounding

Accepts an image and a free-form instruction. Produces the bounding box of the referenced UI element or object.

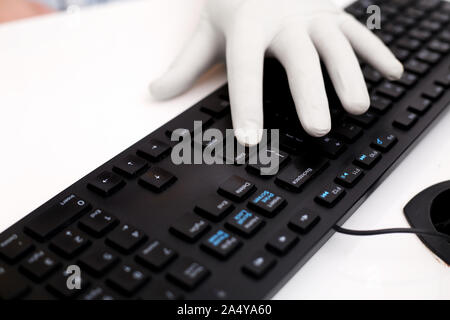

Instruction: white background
[0,0,449,299]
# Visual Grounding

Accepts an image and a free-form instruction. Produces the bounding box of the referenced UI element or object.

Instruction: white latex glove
[150,0,404,146]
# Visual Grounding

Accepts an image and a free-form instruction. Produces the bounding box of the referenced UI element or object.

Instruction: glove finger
[339,14,403,80]
[270,25,331,137]
[226,25,266,146]
[309,17,370,115]
[150,19,222,100]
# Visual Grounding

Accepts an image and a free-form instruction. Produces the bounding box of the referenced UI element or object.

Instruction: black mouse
[404,181,450,265]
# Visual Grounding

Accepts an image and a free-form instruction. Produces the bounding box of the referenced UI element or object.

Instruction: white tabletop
[1,0,449,299]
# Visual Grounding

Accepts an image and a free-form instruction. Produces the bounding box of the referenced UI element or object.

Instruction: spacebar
[24,194,90,241]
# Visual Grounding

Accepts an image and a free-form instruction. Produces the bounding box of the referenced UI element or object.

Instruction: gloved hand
[150,0,403,146]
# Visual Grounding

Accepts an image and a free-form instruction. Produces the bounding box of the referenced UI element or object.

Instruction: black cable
[333,225,450,242]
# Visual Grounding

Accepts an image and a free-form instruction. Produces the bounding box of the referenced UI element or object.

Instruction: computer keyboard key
[106,224,147,254]
[405,7,424,20]
[396,72,418,88]
[0,265,30,299]
[136,240,177,271]
[0,233,34,263]
[416,49,441,64]
[225,209,264,238]
[139,167,177,192]
[363,66,382,83]
[315,184,346,207]
[194,194,234,222]
[313,136,346,159]
[266,229,299,256]
[389,45,410,61]
[347,111,378,128]
[430,11,450,24]
[370,94,392,114]
[201,229,242,259]
[289,210,320,233]
[336,165,364,188]
[167,257,210,290]
[107,264,149,296]
[218,175,256,202]
[280,133,306,154]
[404,59,430,75]
[242,252,276,279]
[436,73,450,87]
[78,247,119,276]
[419,20,441,32]
[246,147,290,176]
[50,229,91,259]
[371,134,398,152]
[376,82,405,100]
[78,209,118,237]
[275,155,329,192]
[47,268,90,298]
[248,190,286,217]
[25,194,90,241]
[113,154,148,178]
[20,250,60,282]
[170,213,210,242]
[87,171,125,197]
[408,29,432,42]
[376,32,394,45]
[200,98,230,117]
[137,139,171,162]
[442,2,450,13]
[422,85,444,100]
[333,122,363,142]
[80,285,119,300]
[354,148,382,169]
[408,98,432,115]
[416,0,440,11]
[439,30,450,43]
[396,37,421,51]
[393,111,418,130]
[428,40,450,54]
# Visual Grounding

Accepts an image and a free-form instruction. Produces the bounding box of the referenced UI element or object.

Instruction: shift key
[25,194,91,241]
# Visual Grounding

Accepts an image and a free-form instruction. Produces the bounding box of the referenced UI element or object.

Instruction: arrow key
[266,229,298,256]
[139,167,177,192]
[113,154,148,178]
[106,224,148,254]
[87,171,125,196]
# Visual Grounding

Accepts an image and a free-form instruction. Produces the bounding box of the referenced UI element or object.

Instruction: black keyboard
[1,0,450,300]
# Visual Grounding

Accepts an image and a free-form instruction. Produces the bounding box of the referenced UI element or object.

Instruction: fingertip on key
[234,127,263,147]
[301,110,332,138]
[386,60,404,81]
[341,91,371,116]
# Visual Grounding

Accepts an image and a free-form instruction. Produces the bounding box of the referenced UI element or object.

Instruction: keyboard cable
[333,225,450,242]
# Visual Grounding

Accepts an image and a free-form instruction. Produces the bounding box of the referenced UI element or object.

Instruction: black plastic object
[404,181,450,265]
[1,0,450,300]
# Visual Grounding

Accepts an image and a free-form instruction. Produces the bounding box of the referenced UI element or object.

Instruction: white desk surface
[1,0,449,299]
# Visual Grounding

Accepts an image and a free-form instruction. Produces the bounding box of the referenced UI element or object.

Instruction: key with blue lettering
[354,148,382,169]
[371,133,398,152]
[315,184,346,207]
[248,190,286,217]
[225,209,264,237]
[201,229,242,259]
[335,165,364,188]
